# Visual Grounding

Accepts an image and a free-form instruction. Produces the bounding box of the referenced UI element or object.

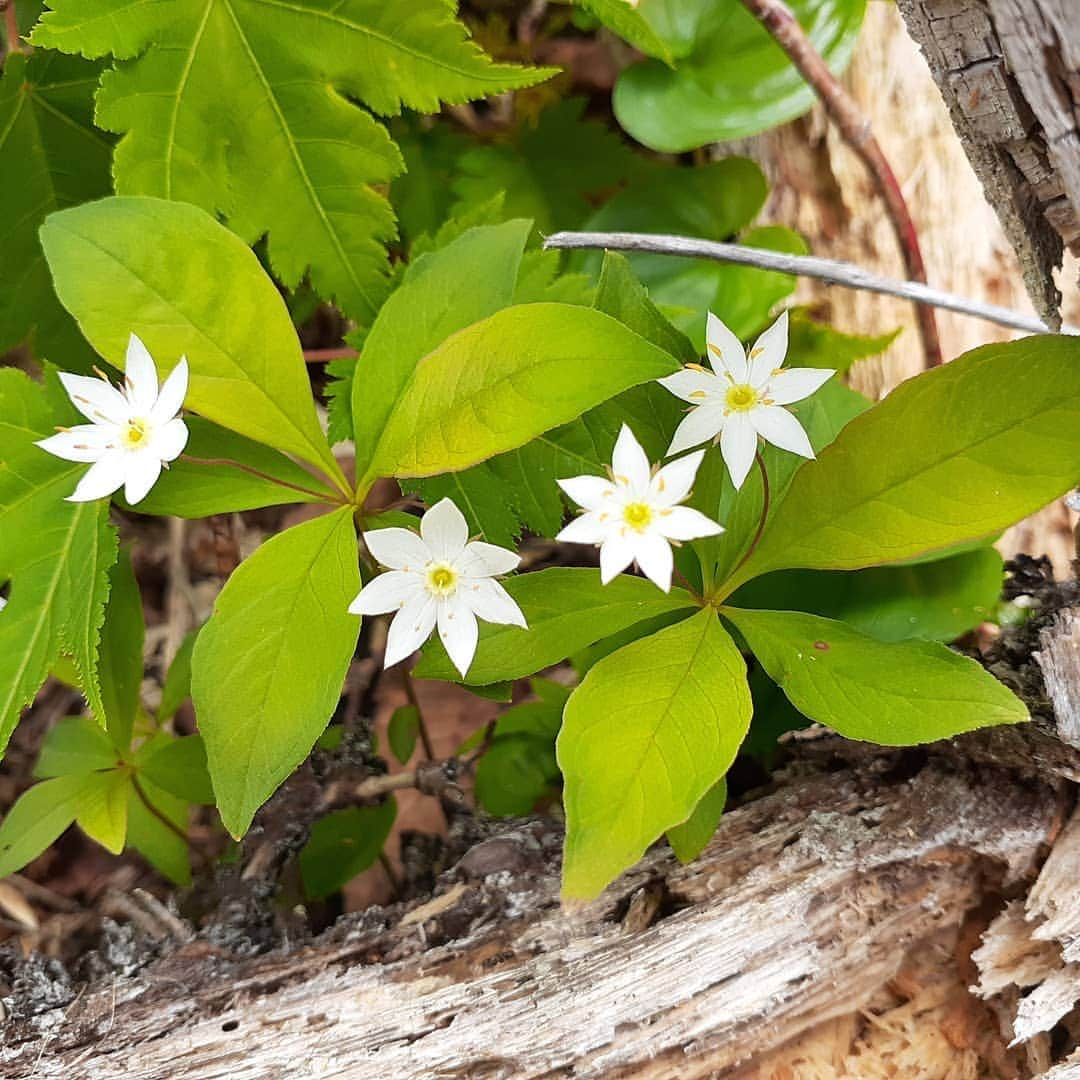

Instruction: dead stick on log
[737,0,942,367]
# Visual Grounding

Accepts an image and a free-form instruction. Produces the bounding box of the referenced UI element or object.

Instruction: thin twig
[303,347,358,364]
[400,666,435,761]
[738,0,941,367]
[2,1,23,56]
[543,231,1070,337]
[180,454,343,504]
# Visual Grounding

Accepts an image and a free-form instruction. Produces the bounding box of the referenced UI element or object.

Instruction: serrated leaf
[40,196,346,488]
[613,0,865,151]
[98,550,144,750]
[723,607,1027,744]
[666,778,726,863]
[193,507,361,837]
[415,568,697,685]
[300,797,396,901]
[558,608,750,899]
[726,335,1080,590]
[0,50,111,368]
[31,0,554,324]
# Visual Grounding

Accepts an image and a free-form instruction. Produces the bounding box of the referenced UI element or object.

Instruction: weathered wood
[0,747,1063,1078]
[895,0,1080,325]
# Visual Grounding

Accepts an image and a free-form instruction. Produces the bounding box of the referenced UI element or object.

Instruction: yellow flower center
[120,418,151,449]
[425,563,458,597]
[622,502,653,533]
[724,384,759,412]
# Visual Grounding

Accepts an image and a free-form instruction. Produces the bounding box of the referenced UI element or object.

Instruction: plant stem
[736,0,941,368]
[671,566,707,606]
[181,454,344,505]
[131,773,210,870]
[400,666,435,760]
[303,347,358,364]
[728,451,771,585]
[2,1,23,55]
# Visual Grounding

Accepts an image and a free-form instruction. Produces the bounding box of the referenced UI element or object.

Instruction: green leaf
[136,734,215,805]
[726,335,1080,590]
[300,798,396,901]
[40,196,346,488]
[415,568,697,686]
[390,118,470,247]
[0,774,96,877]
[193,507,361,837]
[666,778,726,863]
[452,99,636,234]
[730,547,1004,644]
[127,776,190,886]
[0,49,111,368]
[0,369,118,753]
[76,768,130,854]
[613,0,865,151]
[362,303,681,483]
[98,550,145,750]
[34,716,119,779]
[787,309,900,373]
[387,705,420,766]
[565,0,674,62]
[159,629,198,722]
[31,0,554,324]
[352,220,531,479]
[558,608,751,898]
[129,418,336,518]
[723,607,1027,744]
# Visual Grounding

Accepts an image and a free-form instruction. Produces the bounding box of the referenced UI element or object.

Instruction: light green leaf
[667,778,726,863]
[0,50,111,369]
[787,309,900,373]
[193,507,361,837]
[565,0,675,62]
[387,705,420,766]
[34,716,119,779]
[730,547,1004,643]
[415,568,697,686]
[159,629,198,722]
[726,335,1080,590]
[300,798,396,901]
[127,776,190,886]
[98,550,145,750]
[31,0,554,324]
[0,774,97,877]
[76,768,130,854]
[136,735,215,805]
[613,0,865,151]
[558,608,751,899]
[362,303,681,484]
[723,607,1027,744]
[40,196,346,488]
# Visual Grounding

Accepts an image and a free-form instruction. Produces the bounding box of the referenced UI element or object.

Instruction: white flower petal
[650,449,705,507]
[706,312,747,381]
[556,512,611,545]
[364,527,431,572]
[610,425,651,491]
[751,404,815,459]
[150,417,189,463]
[36,425,114,463]
[124,333,159,413]
[747,311,789,387]
[67,454,126,502]
[599,531,636,584]
[655,505,724,541]
[667,405,725,456]
[462,578,527,628]
[657,368,717,404]
[766,366,834,406]
[348,570,421,616]
[384,591,437,668]
[720,411,758,490]
[58,372,129,426]
[438,595,479,677]
[557,475,616,512]
[633,531,673,592]
[458,540,520,578]
[123,452,163,505]
[421,498,469,561]
[150,357,189,424]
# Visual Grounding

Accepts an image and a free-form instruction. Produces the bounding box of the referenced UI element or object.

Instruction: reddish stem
[738,0,942,368]
[2,1,23,55]
[303,347,358,364]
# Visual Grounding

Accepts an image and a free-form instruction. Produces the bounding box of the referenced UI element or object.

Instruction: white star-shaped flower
[658,311,834,489]
[556,425,723,593]
[349,498,527,677]
[36,334,189,505]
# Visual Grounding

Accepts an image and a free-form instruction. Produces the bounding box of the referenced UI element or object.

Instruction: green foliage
[559,609,751,899]
[666,778,726,863]
[0,50,110,368]
[34,716,118,778]
[300,798,396,900]
[159,629,198,722]
[613,0,866,151]
[787,309,900,373]
[0,774,101,876]
[97,551,145,749]
[31,0,554,325]
[727,335,1080,588]
[387,705,420,765]
[723,607,1027,744]
[415,568,697,686]
[565,0,675,63]
[135,735,215,805]
[193,507,361,837]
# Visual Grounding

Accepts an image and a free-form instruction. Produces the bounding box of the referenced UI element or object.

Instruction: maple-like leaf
[31,0,556,324]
